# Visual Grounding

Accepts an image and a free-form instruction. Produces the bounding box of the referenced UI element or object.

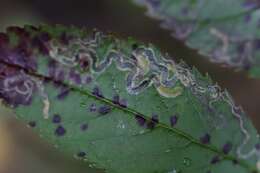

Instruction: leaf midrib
[0,59,256,172]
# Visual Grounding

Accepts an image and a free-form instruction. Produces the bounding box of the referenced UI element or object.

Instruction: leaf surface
[0,25,259,173]
[133,0,260,77]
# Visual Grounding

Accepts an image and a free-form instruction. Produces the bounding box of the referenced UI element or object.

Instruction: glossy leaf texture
[0,25,259,173]
[133,0,260,77]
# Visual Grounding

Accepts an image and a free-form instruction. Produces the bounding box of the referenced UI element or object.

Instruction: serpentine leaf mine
[0,25,259,173]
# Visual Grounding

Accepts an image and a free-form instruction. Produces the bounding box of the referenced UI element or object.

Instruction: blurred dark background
[0,0,260,173]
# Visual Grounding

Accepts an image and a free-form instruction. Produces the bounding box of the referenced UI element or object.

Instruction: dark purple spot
[151,114,159,124]
[28,121,36,128]
[80,123,88,131]
[79,58,89,70]
[52,114,61,124]
[255,143,260,150]
[170,115,178,127]
[200,133,211,144]
[89,103,97,112]
[84,75,92,84]
[112,95,120,104]
[146,121,156,130]
[119,98,128,108]
[210,156,220,164]
[222,142,233,154]
[98,105,111,115]
[77,151,86,158]
[57,87,70,100]
[135,114,146,126]
[92,87,103,98]
[55,125,66,137]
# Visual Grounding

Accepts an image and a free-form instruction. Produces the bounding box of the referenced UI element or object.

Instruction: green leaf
[133,0,260,78]
[0,25,259,173]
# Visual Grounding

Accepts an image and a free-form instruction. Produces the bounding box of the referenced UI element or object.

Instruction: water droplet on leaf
[165,149,171,153]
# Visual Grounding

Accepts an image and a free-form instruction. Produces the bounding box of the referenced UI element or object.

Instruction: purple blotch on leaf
[151,114,159,124]
[119,98,128,108]
[98,105,111,115]
[112,95,128,108]
[146,115,159,129]
[89,103,97,112]
[255,143,260,150]
[222,142,233,154]
[112,95,120,104]
[135,114,146,127]
[170,115,178,127]
[80,123,88,131]
[55,125,66,137]
[200,133,211,144]
[84,75,92,84]
[52,114,61,124]
[92,86,103,98]
[57,87,70,100]
[0,31,37,71]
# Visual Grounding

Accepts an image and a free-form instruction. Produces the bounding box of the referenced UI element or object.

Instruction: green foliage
[133,0,260,78]
[0,25,259,173]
